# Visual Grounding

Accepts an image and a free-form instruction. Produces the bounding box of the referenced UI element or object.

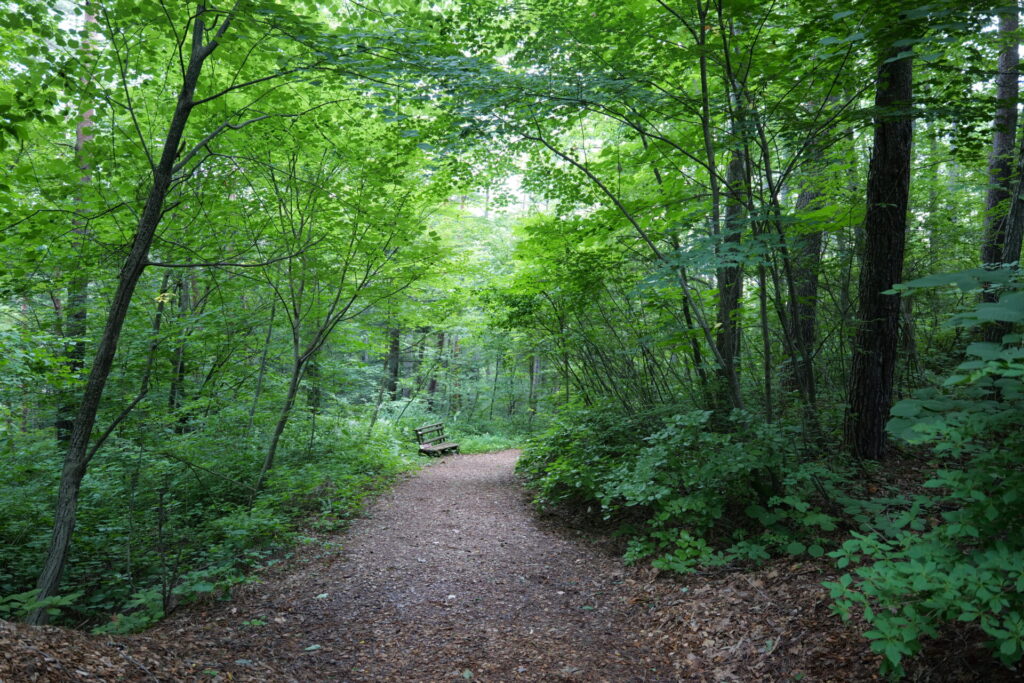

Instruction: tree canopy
[2,0,1024,676]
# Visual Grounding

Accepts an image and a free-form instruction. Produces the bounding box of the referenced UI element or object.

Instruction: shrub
[827,268,1024,677]
[0,407,419,631]
[518,403,851,572]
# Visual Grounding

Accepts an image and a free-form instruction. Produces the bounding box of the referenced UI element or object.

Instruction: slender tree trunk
[29,8,227,623]
[256,359,304,491]
[57,5,98,444]
[680,270,709,398]
[427,331,443,412]
[306,351,321,413]
[450,335,461,413]
[527,354,539,429]
[247,300,276,435]
[981,4,1021,343]
[385,327,401,401]
[489,356,501,421]
[844,48,914,461]
[168,272,190,433]
[758,263,773,422]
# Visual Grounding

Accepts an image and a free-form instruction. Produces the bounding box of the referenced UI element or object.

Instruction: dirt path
[154,450,676,681]
[6,450,994,682]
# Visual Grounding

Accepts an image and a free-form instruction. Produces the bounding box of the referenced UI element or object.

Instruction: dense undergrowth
[518,269,1024,678]
[0,409,425,632]
[0,380,528,634]
[517,404,854,572]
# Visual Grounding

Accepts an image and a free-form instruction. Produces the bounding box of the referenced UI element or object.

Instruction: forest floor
[0,450,1010,682]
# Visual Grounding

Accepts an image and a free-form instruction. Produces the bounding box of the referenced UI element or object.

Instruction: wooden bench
[414,422,459,456]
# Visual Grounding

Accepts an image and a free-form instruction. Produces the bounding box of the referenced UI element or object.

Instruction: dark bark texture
[29,8,226,623]
[715,150,745,409]
[844,51,914,461]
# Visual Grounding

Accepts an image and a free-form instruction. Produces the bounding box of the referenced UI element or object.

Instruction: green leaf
[786,541,806,555]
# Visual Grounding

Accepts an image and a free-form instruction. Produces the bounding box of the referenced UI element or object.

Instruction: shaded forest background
[1,0,1023,676]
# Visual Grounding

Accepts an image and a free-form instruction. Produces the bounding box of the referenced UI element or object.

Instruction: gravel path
[166,450,675,681]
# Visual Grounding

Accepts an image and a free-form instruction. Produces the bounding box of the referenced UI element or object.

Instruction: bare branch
[173,114,273,173]
[173,99,351,174]
[191,68,306,107]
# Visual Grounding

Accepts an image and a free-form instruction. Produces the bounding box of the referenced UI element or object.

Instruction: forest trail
[1,451,888,682]
[154,449,676,681]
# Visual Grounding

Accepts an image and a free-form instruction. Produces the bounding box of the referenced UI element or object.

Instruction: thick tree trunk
[29,8,224,623]
[693,3,742,412]
[783,184,824,402]
[844,49,914,461]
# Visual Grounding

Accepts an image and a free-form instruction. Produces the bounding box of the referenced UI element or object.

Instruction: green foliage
[519,404,852,572]
[828,272,1024,677]
[448,431,522,454]
[0,588,82,622]
[0,410,418,630]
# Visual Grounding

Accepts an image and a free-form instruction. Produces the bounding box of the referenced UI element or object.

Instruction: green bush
[0,407,419,631]
[518,403,850,572]
[827,268,1024,677]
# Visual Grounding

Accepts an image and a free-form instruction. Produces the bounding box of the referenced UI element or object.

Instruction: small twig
[113,645,158,680]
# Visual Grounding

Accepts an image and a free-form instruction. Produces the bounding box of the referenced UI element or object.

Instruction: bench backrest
[415,422,447,443]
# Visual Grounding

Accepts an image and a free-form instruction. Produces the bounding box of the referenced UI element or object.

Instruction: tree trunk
[168,272,190,433]
[783,184,824,403]
[247,300,276,435]
[982,5,1020,269]
[305,351,321,413]
[844,48,914,461]
[981,4,1021,343]
[716,148,745,410]
[489,356,501,421]
[427,331,444,412]
[385,327,401,401]
[256,359,304,491]
[758,263,773,422]
[56,5,99,444]
[29,7,226,623]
